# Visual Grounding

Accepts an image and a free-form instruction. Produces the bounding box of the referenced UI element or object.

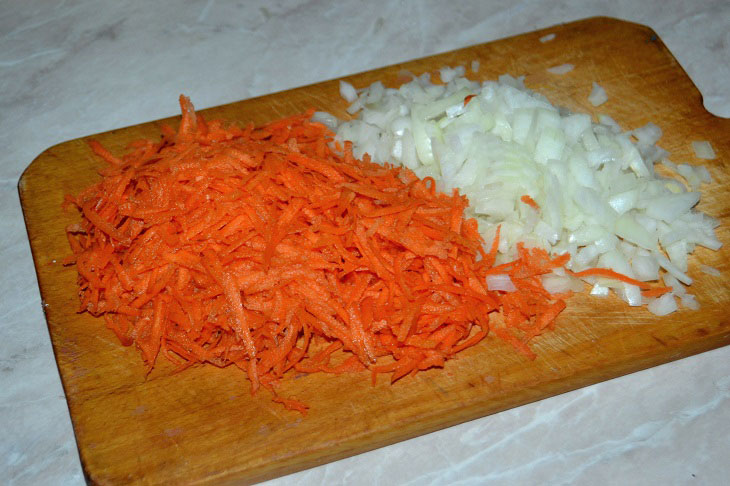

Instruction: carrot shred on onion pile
[64,95,571,414]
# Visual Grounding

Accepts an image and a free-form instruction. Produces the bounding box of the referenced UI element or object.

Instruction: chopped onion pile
[332,70,722,314]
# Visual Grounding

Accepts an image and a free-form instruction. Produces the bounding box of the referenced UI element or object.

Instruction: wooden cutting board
[19,17,730,485]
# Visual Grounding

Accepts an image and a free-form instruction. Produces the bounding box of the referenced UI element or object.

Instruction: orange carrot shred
[520,194,540,210]
[568,267,652,289]
[641,286,673,298]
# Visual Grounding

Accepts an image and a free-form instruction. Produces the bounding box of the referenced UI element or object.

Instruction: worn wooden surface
[18,17,730,485]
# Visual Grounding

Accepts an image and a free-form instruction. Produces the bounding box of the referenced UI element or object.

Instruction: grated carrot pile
[64,96,569,413]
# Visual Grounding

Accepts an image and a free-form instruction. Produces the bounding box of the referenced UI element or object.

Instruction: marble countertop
[2,1,728,484]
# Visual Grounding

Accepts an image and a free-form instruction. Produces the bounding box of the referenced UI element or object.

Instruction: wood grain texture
[18,17,730,485]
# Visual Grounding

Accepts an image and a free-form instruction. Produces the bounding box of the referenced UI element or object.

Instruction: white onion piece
[642,192,700,222]
[590,283,610,297]
[339,80,358,103]
[632,122,662,146]
[677,164,701,190]
[588,82,608,106]
[311,111,340,131]
[486,274,517,292]
[692,141,716,159]
[680,293,700,310]
[666,240,689,271]
[614,214,656,250]
[661,159,677,172]
[573,244,600,269]
[655,252,692,285]
[662,273,686,296]
[547,63,574,75]
[608,189,639,215]
[539,33,556,43]
[346,98,364,115]
[696,165,712,183]
[598,114,621,134]
[620,284,642,307]
[440,66,465,83]
[631,254,660,281]
[647,293,678,316]
[541,274,583,294]
[699,264,721,276]
[599,250,635,279]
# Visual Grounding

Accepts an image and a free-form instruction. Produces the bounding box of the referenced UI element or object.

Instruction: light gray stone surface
[2,1,728,484]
